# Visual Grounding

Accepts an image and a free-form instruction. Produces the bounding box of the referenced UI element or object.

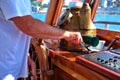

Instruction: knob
[97,58,100,61]
[105,61,108,64]
[101,59,104,62]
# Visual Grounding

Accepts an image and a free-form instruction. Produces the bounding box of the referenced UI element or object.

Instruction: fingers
[32,72,37,80]
[74,32,83,44]
[64,31,83,44]
[28,56,38,80]
[31,64,37,80]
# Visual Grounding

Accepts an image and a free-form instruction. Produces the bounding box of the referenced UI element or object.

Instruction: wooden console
[49,49,111,80]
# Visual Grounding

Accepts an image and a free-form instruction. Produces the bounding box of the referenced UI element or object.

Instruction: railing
[96,11,120,15]
[94,21,120,29]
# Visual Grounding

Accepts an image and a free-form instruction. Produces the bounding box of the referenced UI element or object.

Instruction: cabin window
[30,0,120,32]
[31,0,50,22]
[63,0,84,10]
[60,0,120,32]
[94,0,120,32]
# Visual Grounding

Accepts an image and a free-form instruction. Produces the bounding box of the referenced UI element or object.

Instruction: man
[0,0,83,80]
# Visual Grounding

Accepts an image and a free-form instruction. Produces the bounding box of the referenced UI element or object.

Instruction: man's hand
[63,31,83,44]
[28,54,37,80]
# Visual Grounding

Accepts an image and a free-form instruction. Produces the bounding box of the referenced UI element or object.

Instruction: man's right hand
[63,31,83,44]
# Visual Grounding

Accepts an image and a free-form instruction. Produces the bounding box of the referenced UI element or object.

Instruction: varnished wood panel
[53,65,77,80]
[45,0,64,25]
[91,0,100,21]
[97,28,120,48]
[49,50,109,80]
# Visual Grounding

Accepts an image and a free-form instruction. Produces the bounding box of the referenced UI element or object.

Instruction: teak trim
[45,0,64,25]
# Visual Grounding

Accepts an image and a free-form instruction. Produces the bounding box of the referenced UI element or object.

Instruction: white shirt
[0,0,31,79]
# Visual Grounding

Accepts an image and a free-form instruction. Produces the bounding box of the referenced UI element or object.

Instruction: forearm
[10,15,66,39]
[10,15,83,44]
[33,19,66,39]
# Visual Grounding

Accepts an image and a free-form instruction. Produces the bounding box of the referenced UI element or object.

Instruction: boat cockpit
[29,0,120,80]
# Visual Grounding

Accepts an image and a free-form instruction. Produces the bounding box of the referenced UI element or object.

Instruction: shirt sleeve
[0,0,31,20]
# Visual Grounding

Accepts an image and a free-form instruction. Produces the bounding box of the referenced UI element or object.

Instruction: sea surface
[32,13,120,32]
[94,14,120,31]
[32,13,46,22]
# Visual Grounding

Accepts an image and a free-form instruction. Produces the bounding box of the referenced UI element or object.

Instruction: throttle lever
[80,42,91,53]
[106,36,120,50]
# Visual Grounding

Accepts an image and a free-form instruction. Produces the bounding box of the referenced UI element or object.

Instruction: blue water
[94,14,120,31]
[32,13,120,31]
[32,13,46,22]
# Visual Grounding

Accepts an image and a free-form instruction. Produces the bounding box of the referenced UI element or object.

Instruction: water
[32,13,120,31]
[32,13,46,22]
[94,14,120,31]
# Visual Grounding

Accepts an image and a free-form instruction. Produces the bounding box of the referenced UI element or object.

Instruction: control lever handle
[80,42,91,53]
[106,36,120,50]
